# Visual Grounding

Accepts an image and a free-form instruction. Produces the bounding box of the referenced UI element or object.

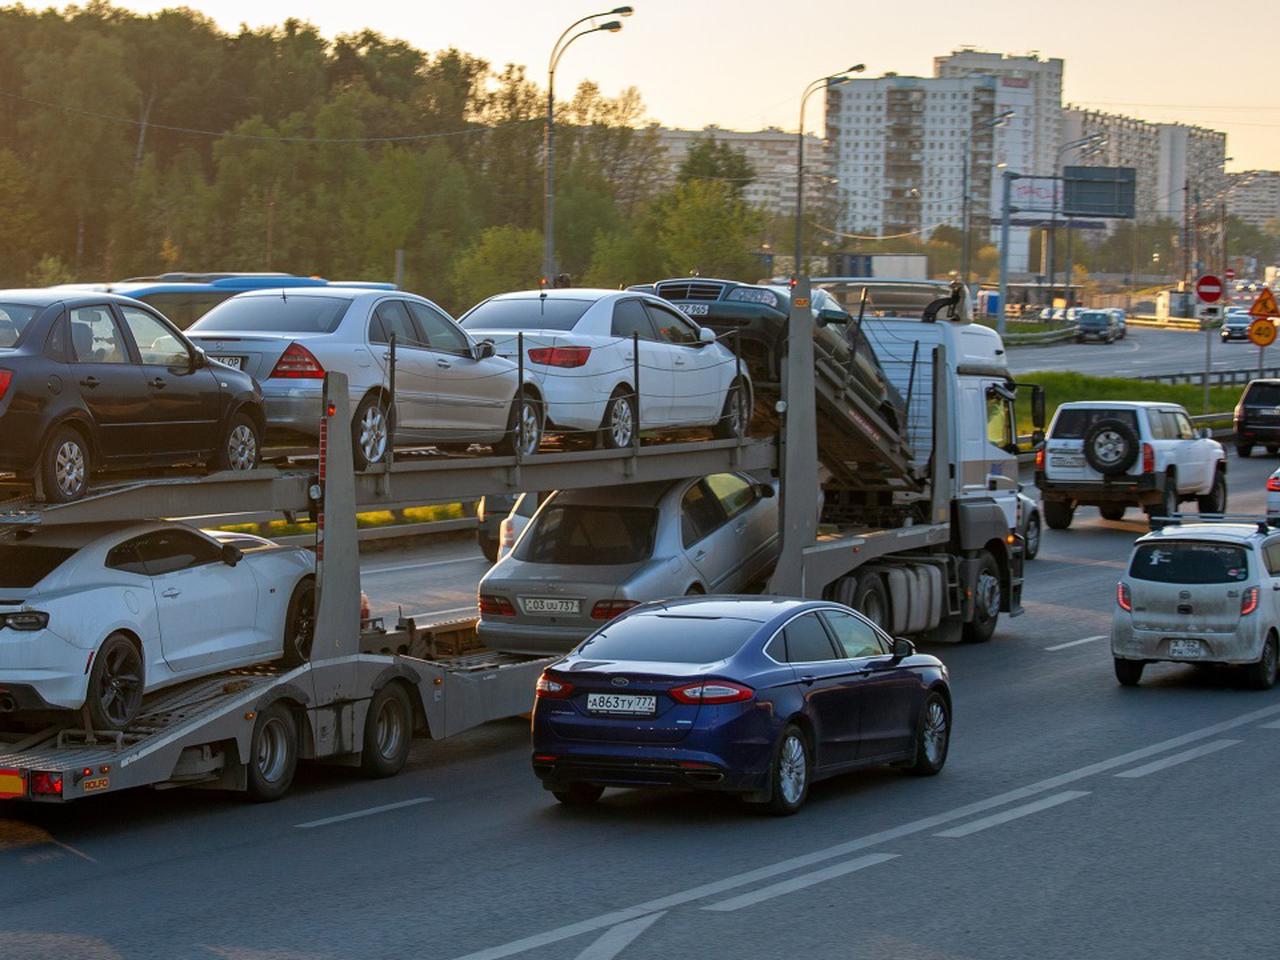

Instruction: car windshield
[1245,383,1280,405]
[0,545,77,588]
[460,297,592,331]
[1129,542,1249,584]
[1077,312,1109,324]
[576,613,756,662]
[189,295,351,334]
[0,303,40,348]
[514,505,655,565]
[1050,408,1140,439]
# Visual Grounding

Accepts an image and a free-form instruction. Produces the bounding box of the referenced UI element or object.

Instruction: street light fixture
[795,64,864,278]
[1048,132,1106,306]
[543,8,633,283]
[961,108,1015,293]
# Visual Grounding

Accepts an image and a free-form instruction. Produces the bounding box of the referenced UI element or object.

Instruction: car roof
[1056,401,1177,410]
[1136,523,1266,545]
[625,596,819,623]
[16,520,185,551]
[0,289,157,309]
[485,289,631,303]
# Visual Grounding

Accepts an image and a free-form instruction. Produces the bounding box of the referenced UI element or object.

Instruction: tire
[1237,443,1254,458]
[495,391,543,456]
[1114,658,1144,687]
[213,409,260,472]
[1082,418,1140,476]
[712,380,750,439]
[851,573,890,632]
[685,584,705,596]
[598,389,637,449]
[1245,634,1278,691]
[479,538,499,564]
[85,633,144,731]
[361,683,413,778]
[962,551,1000,644]
[280,577,315,668]
[246,702,299,802]
[38,425,91,503]
[1197,468,1227,514]
[552,782,605,806]
[766,724,811,816]
[1044,499,1074,530]
[902,691,950,776]
[1099,504,1127,521]
[352,393,391,470]
[1023,511,1041,560]
[1145,478,1177,525]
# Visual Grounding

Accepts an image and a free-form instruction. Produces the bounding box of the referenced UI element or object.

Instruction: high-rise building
[1062,107,1161,221]
[1154,123,1228,223]
[1227,171,1280,229]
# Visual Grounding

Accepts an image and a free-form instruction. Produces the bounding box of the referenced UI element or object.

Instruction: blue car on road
[531,597,951,815]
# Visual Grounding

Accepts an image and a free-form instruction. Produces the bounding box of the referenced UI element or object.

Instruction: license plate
[676,303,709,317]
[521,596,580,615]
[1169,639,1204,658]
[211,355,243,370]
[1051,455,1083,467]
[587,693,657,716]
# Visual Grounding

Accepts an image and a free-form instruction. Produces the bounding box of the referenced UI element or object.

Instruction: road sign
[1250,287,1280,319]
[1195,275,1223,303]
[1226,268,1236,281]
[1249,318,1276,347]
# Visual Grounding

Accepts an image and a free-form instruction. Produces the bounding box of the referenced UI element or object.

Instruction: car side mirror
[1197,427,1213,440]
[191,346,208,370]
[221,543,243,567]
[816,307,850,327]
[756,482,776,499]
[697,326,717,344]
[475,339,496,360]
[1031,429,1045,447]
[892,637,915,660]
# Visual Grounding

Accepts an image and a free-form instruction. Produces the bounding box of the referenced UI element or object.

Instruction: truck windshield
[190,296,351,334]
[1129,542,1249,584]
[0,545,77,588]
[1050,408,1140,439]
[515,505,656,565]
[576,613,756,662]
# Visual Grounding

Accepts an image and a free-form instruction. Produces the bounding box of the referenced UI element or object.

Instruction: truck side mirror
[1031,385,1046,430]
[1032,429,1045,447]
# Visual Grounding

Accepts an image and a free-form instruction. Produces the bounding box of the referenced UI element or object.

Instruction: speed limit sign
[1249,318,1276,347]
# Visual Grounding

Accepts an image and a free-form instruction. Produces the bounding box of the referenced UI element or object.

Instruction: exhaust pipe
[0,694,17,713]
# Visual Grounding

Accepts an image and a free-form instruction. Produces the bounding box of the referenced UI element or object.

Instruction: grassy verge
[217,502,468,539]
[1016,371,1239,435]
[979,319,1070,336]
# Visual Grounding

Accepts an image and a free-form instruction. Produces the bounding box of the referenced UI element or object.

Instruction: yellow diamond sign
[1250,287,1279,319]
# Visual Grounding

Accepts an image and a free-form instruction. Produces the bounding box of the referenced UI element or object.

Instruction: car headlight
[726,288,779,308]
[1,611,49,631]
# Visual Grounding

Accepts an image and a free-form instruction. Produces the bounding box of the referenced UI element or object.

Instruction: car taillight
[30,771,62,796]
[1117,582,1132,612]
[527,346,591,368]
[0,611,49,631]
[0,369,12,402]
[269,342,325,379]
[360,591,370,622]
[1035,448,1044,470]
[1268,476,1280,492]
[535,673,574,699]
[669,680,755,704]
[590,599,640,620]
[478,594,516,616]
[1142,442,1155,474]
[499,519,516,550]
[1241,587,1259,616]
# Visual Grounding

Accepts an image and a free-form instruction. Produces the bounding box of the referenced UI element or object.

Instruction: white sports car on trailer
[0,522,315,730]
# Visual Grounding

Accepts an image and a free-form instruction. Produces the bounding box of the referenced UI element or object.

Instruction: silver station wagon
[1112,519,1280,689]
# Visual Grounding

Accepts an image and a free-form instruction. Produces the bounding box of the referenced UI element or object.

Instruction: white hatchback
[461,289,751,448]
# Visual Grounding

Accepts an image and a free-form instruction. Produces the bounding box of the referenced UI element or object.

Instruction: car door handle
[161,588,181,598]
[734,521,747,534]
[436,359,452,369]
[799,675,817,685]
[694,550,706,562]
[79,376,100,389]
[674,358,687,366]
[150,377,167,389]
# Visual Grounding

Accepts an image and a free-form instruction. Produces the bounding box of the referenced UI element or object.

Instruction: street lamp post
[961,108,1014,296]
[794,64,863,279]
[1048,132,1105,307]
[544,7,632,284]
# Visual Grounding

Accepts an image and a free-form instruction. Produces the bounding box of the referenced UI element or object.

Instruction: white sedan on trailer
[460,289,751,448]
[0,522,315,730]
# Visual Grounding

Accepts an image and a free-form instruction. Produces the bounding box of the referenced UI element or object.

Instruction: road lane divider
[573,913,667,960]
[295,797,433,829]
[1045,635,1108,652]
[1113,740,1241,779]
[934,791,1090,838]
[702,854,899,912]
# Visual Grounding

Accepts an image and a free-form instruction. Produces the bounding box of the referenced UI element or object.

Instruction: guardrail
[1125,315,1203,331]
[1002,326,1078,346]
[1134,367,1280,387]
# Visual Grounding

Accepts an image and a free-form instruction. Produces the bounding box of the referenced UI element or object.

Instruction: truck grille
[654,281,726,301]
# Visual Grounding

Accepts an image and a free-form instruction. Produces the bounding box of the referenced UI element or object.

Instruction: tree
[676,134,755,200]
[657,180,764,279]
[451,226,543,310]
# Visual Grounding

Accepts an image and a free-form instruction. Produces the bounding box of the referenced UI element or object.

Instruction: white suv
[1035,401,1226,529]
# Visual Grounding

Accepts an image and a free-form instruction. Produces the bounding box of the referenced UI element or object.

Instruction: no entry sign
[1225,268,1236,281]
[1195,275,1223,304]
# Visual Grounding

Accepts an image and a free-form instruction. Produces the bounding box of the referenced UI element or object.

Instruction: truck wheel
[902,691,950,776]
[280,577,315,667]
[246,703,298,802]
[552,783,605,806]
[1237,443,1253,458]
[1114,658,1144,687]
[1023,511,1041,560]
[851,574,889,631]
[361,683,413,778]
[1197,468,1227,514]
[1245,634,1278,691]
[962,551,1000,644]
[86,633,144,731]
[1044,500,1074,530]
[1099,504,1126,521]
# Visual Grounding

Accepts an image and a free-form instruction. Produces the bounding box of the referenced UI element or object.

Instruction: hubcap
[728,387,745,436]
[610,396,634,447]
[256,716,291,783]
[1025,518,1040,555]
[226,424,257,471]
[518,400,541,456]
[375,697,406,760]
[1093,430,1127,466]
[923,700,948,765]
[778,734,806,804]
[976,570,1000,619]
[54,440,86,497]
[97,643,142,727]
[292,589,315,660]
[360,406,388,463]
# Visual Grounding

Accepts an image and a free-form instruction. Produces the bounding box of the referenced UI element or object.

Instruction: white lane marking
[363,556,488,576]
[572,912,667,960]
[1045,635,1107,651]
[448,701,1280,960]
[702,854,898,913]
[935,791,1090,838]
[1259,720,1280,729]
[295,797,432,829]
[1114,739,1241,779]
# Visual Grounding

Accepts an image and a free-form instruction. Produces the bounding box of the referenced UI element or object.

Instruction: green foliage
[27,255,75,286]
[451,226,544,310]
[676,135,755,199]
[657,180,764,279]
[1016,371,1241,433]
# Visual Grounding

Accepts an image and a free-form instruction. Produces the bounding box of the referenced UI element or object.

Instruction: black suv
[0,290,266,502]
[1234,379,1280,457]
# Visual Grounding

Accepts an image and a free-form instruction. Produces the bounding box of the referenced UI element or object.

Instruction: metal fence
[1134,368,1280,388]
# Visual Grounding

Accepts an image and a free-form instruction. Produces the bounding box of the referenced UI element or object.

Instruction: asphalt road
[1009,323,1272,381]
[3,452,1279,960]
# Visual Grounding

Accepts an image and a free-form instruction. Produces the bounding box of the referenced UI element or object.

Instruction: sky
[121,0,1278,171]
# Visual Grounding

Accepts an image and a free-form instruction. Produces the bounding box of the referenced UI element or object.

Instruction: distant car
[1267,468,1280,522]
[1113,520,1279,689]
[0,521,315,729]
[530,597,952,813]
[477,473,779,655]
[1221,309,1254,342]
[1017,487,1041,560]
[1107,308,1128,339]
[0,290,265,503]
[477,493,519,563]
[498,491,543,561]
[187,287,542,468]
[1074,310,1120,343]
[460,289,751,449]
[1233,379,1280,457]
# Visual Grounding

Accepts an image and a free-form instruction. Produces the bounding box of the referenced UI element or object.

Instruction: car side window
[705,473,756,519]
[133,530,223,576]
[69,306,130,364]
[1264,541,1280,576]
[408,301,471,357]
[822,610,888,658]
[1146,412,1169,441]
[119,306,190,367]
[105,538,149,576]
[611,299,658,341]
[372,300,425,349]
[681,480,728,548]
[645,302,699,345]
[782,613,839,662]
[44,314,70,362]
[1174,412,1196,440]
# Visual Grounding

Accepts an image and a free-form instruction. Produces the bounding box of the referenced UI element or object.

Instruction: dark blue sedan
[531,597,951,815]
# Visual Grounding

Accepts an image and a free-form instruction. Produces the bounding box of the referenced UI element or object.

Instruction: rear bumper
[1235,423,1280,441]
[1036,472,1161,503]
[477,618,595,656]
[260,382,326,439]
[532,752,762,792]
[0,671,88,713]
[1111,617,1263,664]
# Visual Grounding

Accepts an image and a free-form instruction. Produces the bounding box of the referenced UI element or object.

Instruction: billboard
[1062,166,1137,219]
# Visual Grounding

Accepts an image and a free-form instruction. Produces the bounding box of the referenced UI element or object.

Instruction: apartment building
[1228,171,1280,229]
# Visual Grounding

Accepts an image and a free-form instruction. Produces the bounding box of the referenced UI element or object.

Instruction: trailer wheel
[962,551,1000,644]
[361,683,413,779]
[851,574,889,631]
[246,703,298,802]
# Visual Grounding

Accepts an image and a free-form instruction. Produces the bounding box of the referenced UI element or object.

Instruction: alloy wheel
[226,424,258,471]
[727,387,746,437]
[778,734,807,805]
[923,700,948,766]
[360,405,388,464]
[518,400,541,456]
[55,440,86,499]
[97,644,143,728]
[610,396,634,447]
